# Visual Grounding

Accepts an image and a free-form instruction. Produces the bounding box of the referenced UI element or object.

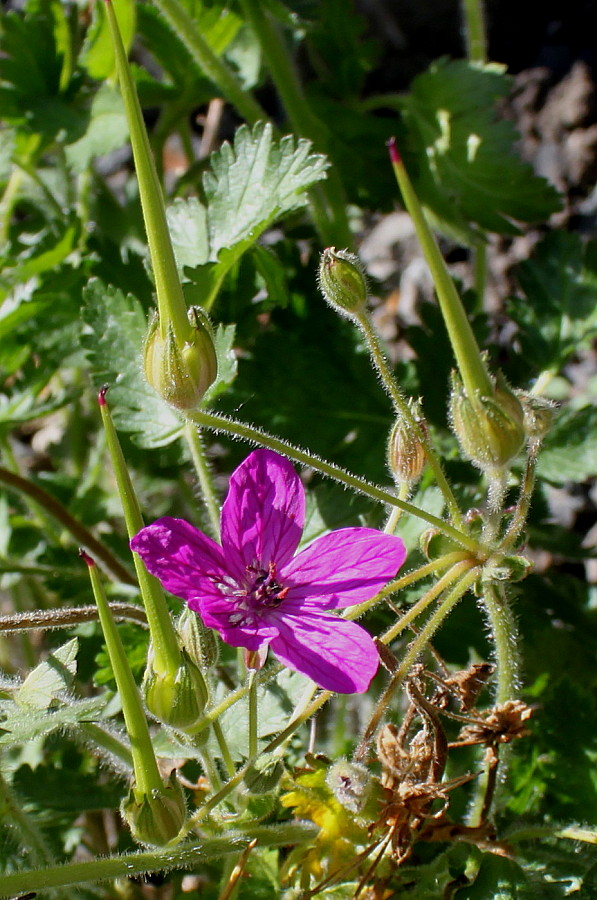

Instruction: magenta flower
[131,450,406,693]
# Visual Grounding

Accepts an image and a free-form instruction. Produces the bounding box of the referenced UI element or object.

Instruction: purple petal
[270,612,379,693]
[220,450,305,576]
[131,517,229,605]
[194,594,279,651]
[280,528,406,609]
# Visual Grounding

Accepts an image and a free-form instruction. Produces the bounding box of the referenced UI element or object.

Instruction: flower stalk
[387,138,493,401]
[98,388,182,679]
[81,552,164,800]
[187,409,485,554]
[104,0,188,345]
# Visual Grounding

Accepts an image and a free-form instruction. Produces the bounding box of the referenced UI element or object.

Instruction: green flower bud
[484,554,533,583]
[177,606,219,670]
[325,760,372,814]
[449,371,525,473]
[387,400,427,486]
[244,752,285,795]
[318,247,368,317]
[144,306,217,410]
[519,393,556,443]
[122,771,186,847]
[143,645,208,730]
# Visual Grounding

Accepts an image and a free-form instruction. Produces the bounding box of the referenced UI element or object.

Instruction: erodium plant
[0,0,595,897]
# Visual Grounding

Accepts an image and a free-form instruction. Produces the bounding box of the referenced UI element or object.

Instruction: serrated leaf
[16,638,78,709]
[205,122,328,258]
[508,232,597,374]
[0,695,107,746]
[398,59,562,242]
[537,406,597,484]
[168,123,328,305]
[82,278,184,449]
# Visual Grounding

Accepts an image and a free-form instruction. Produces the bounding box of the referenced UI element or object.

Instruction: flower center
[246,562,289,608]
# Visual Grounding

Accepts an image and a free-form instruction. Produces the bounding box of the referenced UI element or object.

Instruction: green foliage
[396,59,562,242]
[0,1,593,897]
[508,232,597,379]
[82,279,185,448]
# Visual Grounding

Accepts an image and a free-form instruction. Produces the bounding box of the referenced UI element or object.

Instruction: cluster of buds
[144,306,217,410]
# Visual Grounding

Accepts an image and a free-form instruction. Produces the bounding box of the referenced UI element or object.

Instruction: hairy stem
[184,421,221,538]
[187,410,484,554]
[0,464,134,585]
[150,0,266,126]
[356,310,463,526]
[0,603,147,633]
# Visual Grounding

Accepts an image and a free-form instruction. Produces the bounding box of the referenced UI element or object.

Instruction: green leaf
[82,278,184,449]
[13,763,123,814]
[0,696,107,746]
[508,232,597,376]
[168,122,328,304]
[204,121,328,258]
[201,323,238,405]
[398,59,562,242]
[16,638,78,709]
[64,84,129,174]
[537,405,597,484]
[81,0,136,80]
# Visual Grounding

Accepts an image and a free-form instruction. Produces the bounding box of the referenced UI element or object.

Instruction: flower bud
[387,400,427,486]
[144,306,217,410]
[449,371,525,473]
[325,760,372,814]
[177,607,219,670]
[519,393,556,443]
[318,247,368,317]
[244,752,285,795]
[122,771,186,847]
[143,645,208,730]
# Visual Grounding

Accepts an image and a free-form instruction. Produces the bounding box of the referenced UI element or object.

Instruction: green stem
[0,603,147,633]
[0,464,135,585]
[184,421,221,538]
[347,550,471,620]
[388,140,493,400]
[187,409,484,553]
[0,166,23,246]
[355,566,480,758]
[501,448,539,551]
[0,766,55,867]
[83,554,164,799]
[0,832,313,897]
[461,0,488,63]
[472,237,487,309]
[379,559,477,645]
[79,723,134,772]
[99,391,182,676]
[150,0,265,126]
[212,719,236,779]
[480,581,519,704]
[239,0,352,247]
[356,310,463,526]
[248,670,258,758]
[104,0,189,344]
